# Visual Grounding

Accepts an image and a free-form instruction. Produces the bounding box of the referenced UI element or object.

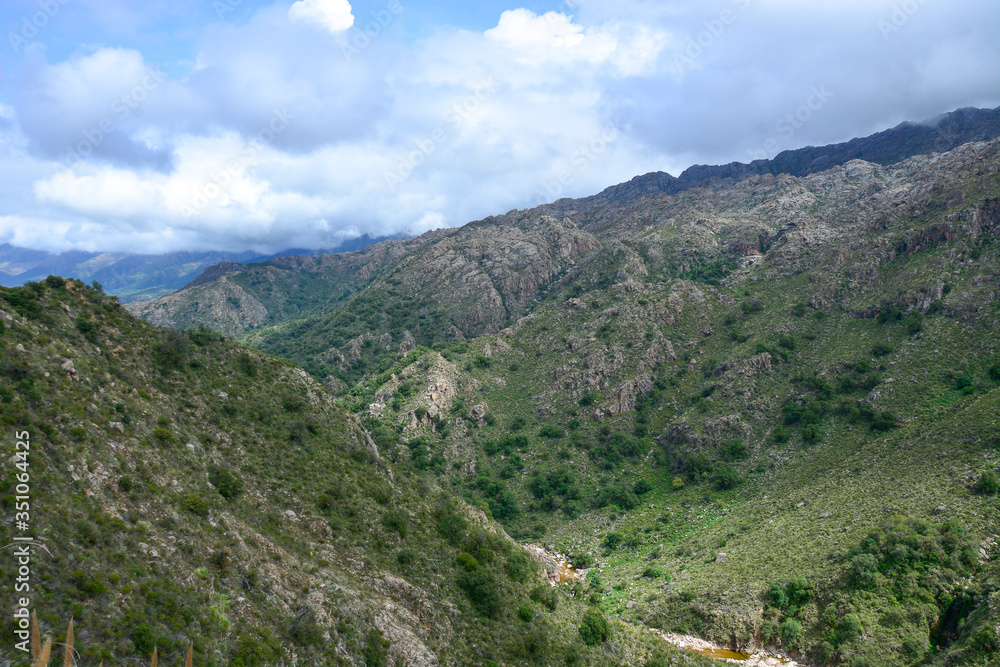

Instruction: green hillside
[128,139,1000,665]
[0,278,709,666]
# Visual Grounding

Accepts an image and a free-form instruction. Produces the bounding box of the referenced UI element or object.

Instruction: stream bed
[655,632,798,666]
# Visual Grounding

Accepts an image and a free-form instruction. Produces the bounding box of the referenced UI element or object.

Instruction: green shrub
[722,439,748,461]
[604,532,623,550]
[712,464,741,490]
[518,604,534,622]
[180,494,209,517]
[975,470,1000,495]
[506,552,531,582]
[457,568,503,618]
[382,509,409,537]
[457,552,480,571]
[871,342,894,357]
[779,618,802,645]
[530,585,558,611]
[152,427,174,443]
[208,465,244,500]
[363,628,390,667]
[579,608,611,646]
[633,479,653,496]
[849,553,878,589]
[539,424,565,439]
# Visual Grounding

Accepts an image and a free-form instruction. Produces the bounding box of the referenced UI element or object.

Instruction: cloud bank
[0,0,997,253]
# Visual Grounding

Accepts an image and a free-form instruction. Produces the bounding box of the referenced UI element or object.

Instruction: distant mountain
[545,105,1000,214]
[0,234,398,302]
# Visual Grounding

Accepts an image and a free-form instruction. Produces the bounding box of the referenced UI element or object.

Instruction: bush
[722,439,748,461]
[506,552,531,582]
[457,552,479,571]
[671,477,685,490]
[633,479,653,496]
[539,424,565,439]
[530,585,558,611]
[604,532,623,550]
[779,618,802,645]
[180,494,209,517]
[364,628,390,667]
[457,568,503,618]
[712,464,741,490]
[849,553,878,589]
[975,470,1000,495]
[208,465,244,500]
[579,608,611,646]
[518,604,534,622]
[382,509,409,537]
[871,342,894,357]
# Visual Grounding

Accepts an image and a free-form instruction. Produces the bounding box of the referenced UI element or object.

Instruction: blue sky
[0,0,998,254]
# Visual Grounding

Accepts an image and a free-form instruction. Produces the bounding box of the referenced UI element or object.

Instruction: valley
[4,119,1000,666]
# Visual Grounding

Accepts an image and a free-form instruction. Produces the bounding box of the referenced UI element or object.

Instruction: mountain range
[2,107,1000,666]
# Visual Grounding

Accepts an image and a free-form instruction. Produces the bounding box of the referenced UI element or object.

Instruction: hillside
[0,279,710,666]
[128,106,1000,337]
[130,131,1000,666]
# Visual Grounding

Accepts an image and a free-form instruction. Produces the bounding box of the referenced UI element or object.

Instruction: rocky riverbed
[655,632,799,666]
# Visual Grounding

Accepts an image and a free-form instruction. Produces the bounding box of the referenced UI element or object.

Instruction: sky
[0,0,997,255]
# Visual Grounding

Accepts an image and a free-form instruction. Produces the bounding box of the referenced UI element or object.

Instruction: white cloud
[484,9,667,74]
[288,0,354,33]
[0,0,996,255]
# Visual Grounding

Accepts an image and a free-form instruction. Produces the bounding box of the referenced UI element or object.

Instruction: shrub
[989,364,1000,383]
[604,532,623,550]
[457,552,479,571]
[539,424,565,439]
[180,494,209,517]
[722,439,748,461]
[778,335,796,350]
[364,628,390,667]
[671,477,685,490]
[396,549,415,568]
[871,342,894,357]
[975,470,1000,495]
[518,604,534,623]
[712,464,741,490]
[578,392,598,407]
[457,568,503,618]
[779,618,802,645]
[382,509,409,537]
[579,608,611,646]
[633,479,653,496]
[208,465,244,500]
[530,585,559,611]
[152,427,174,444]
[849,553,878,589]
[506,552,531,582]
